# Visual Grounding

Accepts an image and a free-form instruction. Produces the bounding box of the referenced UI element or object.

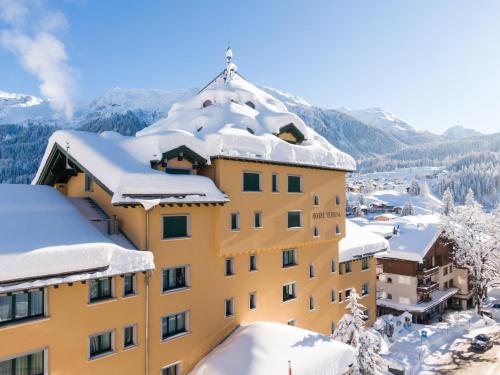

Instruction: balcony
[417,281,439,294]
[417,266,439,278]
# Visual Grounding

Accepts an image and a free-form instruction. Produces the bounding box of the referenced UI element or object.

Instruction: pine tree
[358,330,387,375]
[442,188,454,216]
[409,178,421,196]
[402,201,414,216]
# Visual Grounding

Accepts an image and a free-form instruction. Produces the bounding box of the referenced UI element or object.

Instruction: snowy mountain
[339,107,441,145]
[0,90,59,126]
[442,125,482,140]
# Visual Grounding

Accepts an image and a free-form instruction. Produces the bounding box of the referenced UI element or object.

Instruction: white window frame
[313,195,320,206]
[282,281,297,303]
[362,283,369,296]
[271,173,279,192]
[224,258,235,277]
[123,273,136,297]
[160,310,190,342]
[313,226,320,238]
[0,348,48,375]
[88,277,115,304]
[309,263,315,279]
[162,214,191,241]
[345,288,352,299]
[309,295,315,311]
[254,211,263,229]
[248,292,257,311]
[123,324,138,350]
[229,212,240,231]
[161,265,190,294]
[88,329,115,360]
[242,171,262,192]
[331,289,336,303]
[249,254,257,272]
[161,361,181,375]
[287,210,303,229]
[282,249,298,268]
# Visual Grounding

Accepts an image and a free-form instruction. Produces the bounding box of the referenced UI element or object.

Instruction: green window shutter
[163,216,188,239]
[243,172,261,192]
[287,176,301,193]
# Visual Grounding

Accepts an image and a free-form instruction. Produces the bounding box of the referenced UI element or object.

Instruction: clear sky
[1,0,499,134]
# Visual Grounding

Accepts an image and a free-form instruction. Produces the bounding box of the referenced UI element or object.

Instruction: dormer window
[276,123,305,145]
[202,100,212,108]
[245,101,255,109]
[151,145,207,174]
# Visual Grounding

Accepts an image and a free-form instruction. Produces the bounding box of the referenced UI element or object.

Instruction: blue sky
[1,0,499,134]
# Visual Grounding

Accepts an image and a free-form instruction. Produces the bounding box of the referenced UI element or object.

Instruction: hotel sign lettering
[312,211,341,219]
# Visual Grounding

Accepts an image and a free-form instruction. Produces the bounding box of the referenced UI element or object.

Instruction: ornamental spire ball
[224,47,237,81]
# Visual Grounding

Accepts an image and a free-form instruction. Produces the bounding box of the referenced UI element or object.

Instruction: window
[309,296,315,311]
[272,173,279,192]
[449,265,453,273]
[309,263,315,278]
[245,101,256,109]
[282,249,297,267]
[225,298,234,317]
[449,279,454,288]
[363,308,369,322]
[161,311,188,340]
[361,258,370,271]
[249,254,257,271]
[387,293,393,299]
[123,274,135,296]
[123,325,136,348]
[338,291,343,303]
[287,211,302,228]
[287,319,296,326]
[203,99,212,108]
[249,292,256,310]
[336,195,341,205]
[313,195,320,206]
[345,289,351,299]
[230,212,239,231]
[165,167,191,175]
[162,363,180,375]
[89,278,113,302]
[387,277,393,284]
[335,224,341,235]
[85,173,93,192]
[163,215,189,239]
[287,175,302,193]
[362,283,369,296]
[0,350,44,375]
[331,321,336,335]
[331,289,336,302]
[225,258,235,276]
[283,283,297,302]
[243,172,261,192]
[345,261,352,273]
[444,267,448,275]
[0,289,44,325]
[162,266,189,292]
[331,260,336,273]
[89,331,114,359]
[313,227,320,237]
[254,211,262,228]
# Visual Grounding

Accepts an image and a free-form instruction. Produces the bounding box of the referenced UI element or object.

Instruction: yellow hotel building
[0,53,380,374]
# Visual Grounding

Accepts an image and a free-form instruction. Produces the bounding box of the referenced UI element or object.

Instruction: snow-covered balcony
[417,281,439,294]
[417,265,439,278]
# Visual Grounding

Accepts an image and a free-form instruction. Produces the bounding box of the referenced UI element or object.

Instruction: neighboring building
[369,215,473,323]
[0,185,154,375]
[0,52,371,374]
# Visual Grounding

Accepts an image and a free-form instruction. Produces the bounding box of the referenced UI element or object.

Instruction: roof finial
[224,46,237,81]
[226,46,233,64]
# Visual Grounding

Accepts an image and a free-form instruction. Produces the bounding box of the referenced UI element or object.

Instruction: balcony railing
[417,282,439,294]
[417,266,439,278]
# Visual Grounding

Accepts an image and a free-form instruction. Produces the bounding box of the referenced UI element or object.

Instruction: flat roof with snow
[0,185,154,292]
[189,322,355,375]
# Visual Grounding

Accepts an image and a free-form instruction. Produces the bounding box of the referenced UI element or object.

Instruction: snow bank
[0,185,154,291]
[138,72,355,171]
[189,322,355,375]
[339,220,389,262]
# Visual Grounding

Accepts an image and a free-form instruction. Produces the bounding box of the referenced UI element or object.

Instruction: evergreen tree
[409,178,421,196]
[442,188,454,216]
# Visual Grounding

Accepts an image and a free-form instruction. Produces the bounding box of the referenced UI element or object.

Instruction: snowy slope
[0,90,59,126]
[339,107,441,145]
[442,125,482,140]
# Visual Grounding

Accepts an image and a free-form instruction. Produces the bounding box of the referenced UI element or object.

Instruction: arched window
[387,277,393,284]
[313,195,320,206]
[245,101,255,109]
[202,100,212,108]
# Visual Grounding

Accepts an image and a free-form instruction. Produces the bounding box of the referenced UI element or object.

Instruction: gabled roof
[160,145,207,166]
[276,123,305,143]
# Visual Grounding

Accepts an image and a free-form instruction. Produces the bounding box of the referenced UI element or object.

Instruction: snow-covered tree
[441,188,454,216]
[333,289,386,374]
[358,330,387,375]
[402,202,414,216]
[358,194,366,206]
[419,181,430,197]
[441,189,500,314]
[409,178,420,196]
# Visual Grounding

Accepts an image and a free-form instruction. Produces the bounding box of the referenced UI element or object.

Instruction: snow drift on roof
[0,185,154,288]
[189,322,355,375]
[137,71,355,171]
[339,220,389,262]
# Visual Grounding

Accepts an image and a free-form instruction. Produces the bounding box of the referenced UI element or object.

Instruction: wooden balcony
[417,281,439,294]
[417,266,439,278]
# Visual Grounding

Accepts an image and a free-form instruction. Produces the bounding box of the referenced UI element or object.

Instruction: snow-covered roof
[377,288,458,313]
[0,185,154,292]
[189,322,355,375]
[339,220,389,262]
[372,215,442,262]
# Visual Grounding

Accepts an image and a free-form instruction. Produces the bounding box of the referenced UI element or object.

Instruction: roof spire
[224,46,237,81]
